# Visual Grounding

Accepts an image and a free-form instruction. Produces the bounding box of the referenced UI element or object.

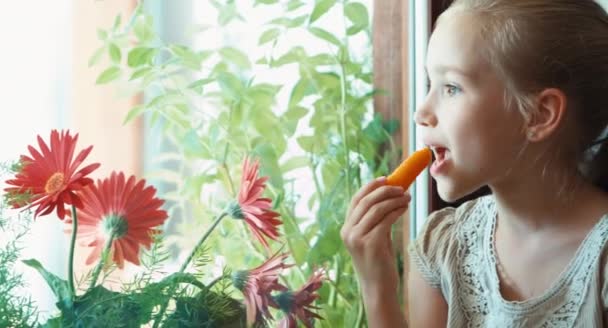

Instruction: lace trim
[455,196,608,327]
[455,197,493,327]
[408,243,441,288]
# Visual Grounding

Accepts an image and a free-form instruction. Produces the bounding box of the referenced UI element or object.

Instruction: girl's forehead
[426,10,490,76]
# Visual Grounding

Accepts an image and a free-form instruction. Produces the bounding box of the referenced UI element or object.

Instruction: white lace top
[409,195,608,327]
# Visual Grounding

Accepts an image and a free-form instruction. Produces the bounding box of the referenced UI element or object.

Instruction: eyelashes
[443,84,462,97]
[426,79,462,97]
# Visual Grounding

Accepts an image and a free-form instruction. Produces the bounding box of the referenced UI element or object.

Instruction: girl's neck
[489,169,608,234]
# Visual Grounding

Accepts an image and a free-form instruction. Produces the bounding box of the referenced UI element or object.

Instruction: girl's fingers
[354,195,410,236]
[346,177,387,219]
[368,204,407,242]
[348,185,406,227]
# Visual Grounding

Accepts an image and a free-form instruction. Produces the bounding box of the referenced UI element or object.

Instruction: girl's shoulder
[415,194,492,248]
[408,195,492,287]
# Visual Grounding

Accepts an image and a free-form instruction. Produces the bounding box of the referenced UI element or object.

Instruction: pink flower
[232,252,291,326]
[229,157,282,249]
[274,270,325,328]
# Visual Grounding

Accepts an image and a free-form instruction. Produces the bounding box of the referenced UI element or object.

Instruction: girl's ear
[525,88,567,142]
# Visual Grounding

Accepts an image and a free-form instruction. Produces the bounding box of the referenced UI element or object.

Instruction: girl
[341,0,608,327]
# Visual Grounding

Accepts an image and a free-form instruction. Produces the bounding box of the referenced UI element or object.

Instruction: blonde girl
[341,1,608,326]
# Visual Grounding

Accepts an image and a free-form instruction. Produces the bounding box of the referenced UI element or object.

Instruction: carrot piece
[386,147,432,189]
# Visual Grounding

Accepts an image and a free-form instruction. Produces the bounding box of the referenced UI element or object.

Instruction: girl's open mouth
[430,146,450,175]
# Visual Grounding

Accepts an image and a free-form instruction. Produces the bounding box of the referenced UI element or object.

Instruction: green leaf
[147,92,188,109]
[308,225,340,264]
[217,72,244,101]
[289,78,315,107]
[384,118,400,135]
[271,46,306,67]
[310,0,336,24]
[308,27,341,46]
[112,14,122,30]
[170,45,205,70]
[123,105,146,124]
[314,72,340,92]
[268,15,307,28]
[88,46,105,67]
[96,28,107,40]
[283,106,309,136]
[310,54,336,66]
[22,259,72,311]
[255,0,279,4]
[287,0,305,11]
[219,47,251,69]
[347,24,365,36]
[344,2,369,35]
[108,43,121,63]
[188,78,214,93]
[258,28,280,45]
[214,0,244,26]
[252,143,284,188]
[297,135,316,152]
[134,15,154,42]
[127,47,156,67]
[281,212,309,264]
[182,129,212,159]
[252,111,286,155]
[280,156,310,172]
[285,105,308,121]
[95,66,121,84]
[183,173,216,198]
[71,286,147,327]
[129,67,153,81]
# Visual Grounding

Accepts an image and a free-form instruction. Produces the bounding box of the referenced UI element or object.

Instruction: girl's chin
[435,177,479,203]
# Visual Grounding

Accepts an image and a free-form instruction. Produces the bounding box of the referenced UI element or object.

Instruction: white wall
[0,0,72,321]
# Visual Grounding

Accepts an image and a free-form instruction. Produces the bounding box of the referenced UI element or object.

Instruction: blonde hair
[445,0,608,191]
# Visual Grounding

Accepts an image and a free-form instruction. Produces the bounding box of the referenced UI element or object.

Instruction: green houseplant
[2,130,326,327]
[90,0,400,326]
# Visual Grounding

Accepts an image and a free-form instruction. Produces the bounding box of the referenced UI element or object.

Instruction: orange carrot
[386,147,432,189]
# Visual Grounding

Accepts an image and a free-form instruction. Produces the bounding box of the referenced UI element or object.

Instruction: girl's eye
[443,84,461,97]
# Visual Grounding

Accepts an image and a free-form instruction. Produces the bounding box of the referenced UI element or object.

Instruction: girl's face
[415,11,528,202]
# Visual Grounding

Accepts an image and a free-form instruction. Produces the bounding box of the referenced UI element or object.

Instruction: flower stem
[88,234,115,290]
[68,206,78,298]
[152,211,229,328]
[179,211,228,273]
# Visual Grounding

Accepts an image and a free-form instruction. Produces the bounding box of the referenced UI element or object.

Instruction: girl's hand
[341,177,411,293]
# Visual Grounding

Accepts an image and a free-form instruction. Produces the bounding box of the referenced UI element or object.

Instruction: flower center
[44,172,65,194]
[231,270,249,291]
[102,214,128,239]
[273,291,295,313]
[227,201,244,219]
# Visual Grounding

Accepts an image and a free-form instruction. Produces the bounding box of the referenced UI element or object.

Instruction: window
[0,0,72,318]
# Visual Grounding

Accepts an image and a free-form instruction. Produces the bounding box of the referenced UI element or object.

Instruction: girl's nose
[414,102,437,127]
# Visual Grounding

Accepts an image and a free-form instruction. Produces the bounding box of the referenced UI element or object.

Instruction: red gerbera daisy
[274,270,325,328]
[232,252,291,326]
[4,130,100,219]
[228,157,282,249]
[65,171,168,269]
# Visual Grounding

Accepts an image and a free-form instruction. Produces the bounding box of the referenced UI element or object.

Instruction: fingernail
[378,176,386,183]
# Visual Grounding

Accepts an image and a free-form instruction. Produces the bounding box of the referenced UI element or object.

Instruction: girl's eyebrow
[425,64,476,80]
